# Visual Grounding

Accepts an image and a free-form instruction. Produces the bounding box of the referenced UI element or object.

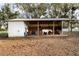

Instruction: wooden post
[62,21,63,35]
[53,21,54,35]
[37,21,39,36]
[68,21,70,35]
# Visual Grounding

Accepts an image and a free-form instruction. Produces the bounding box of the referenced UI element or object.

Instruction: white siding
[8,21,26,37]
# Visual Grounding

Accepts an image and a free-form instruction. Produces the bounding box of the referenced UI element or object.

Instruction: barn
[8,18,70,37]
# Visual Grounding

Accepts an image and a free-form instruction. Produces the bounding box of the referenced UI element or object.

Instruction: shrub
[0,29,6,31]
[0,32,8,38]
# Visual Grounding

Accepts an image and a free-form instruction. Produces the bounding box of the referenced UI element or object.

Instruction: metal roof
[7,18,70,22]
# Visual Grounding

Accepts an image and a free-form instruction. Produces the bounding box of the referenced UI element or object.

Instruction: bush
[0,32,8,38]
[0,29,6,31]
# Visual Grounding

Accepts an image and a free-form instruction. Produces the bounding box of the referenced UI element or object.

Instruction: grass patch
[0,31,8,37]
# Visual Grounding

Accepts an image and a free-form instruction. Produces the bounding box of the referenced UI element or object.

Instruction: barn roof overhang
[7,18,78,22]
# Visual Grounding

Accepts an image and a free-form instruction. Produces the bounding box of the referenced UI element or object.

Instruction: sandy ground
[0,36,79,56]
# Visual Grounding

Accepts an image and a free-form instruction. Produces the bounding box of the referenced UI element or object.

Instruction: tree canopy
[0,4,19,21]
[16,3,79,18]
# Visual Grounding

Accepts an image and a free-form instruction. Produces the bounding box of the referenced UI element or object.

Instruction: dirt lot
[0,36,79,56]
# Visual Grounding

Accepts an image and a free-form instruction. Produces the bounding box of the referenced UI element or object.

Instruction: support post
[37,21,39,36]
[68,21,70,35]
[53,21,54,35]
[62,21,63,35]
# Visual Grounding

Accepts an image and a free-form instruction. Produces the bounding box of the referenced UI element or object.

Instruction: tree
[16,3,79,18]
[0,4,19,30]
[16,3,48,18]
[16,3,72,18]
[0,4,19,20]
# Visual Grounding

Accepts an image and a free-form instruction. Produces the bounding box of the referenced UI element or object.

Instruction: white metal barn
[8,18,78,37]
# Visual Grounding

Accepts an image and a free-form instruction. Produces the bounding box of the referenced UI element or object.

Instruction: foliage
[0,31,8,37]
[0,4,19,31]
[0,4,19,21]
[0,33,8,37]
[16,3,79,18]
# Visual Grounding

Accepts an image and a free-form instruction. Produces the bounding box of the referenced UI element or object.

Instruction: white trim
[7,18,69,22]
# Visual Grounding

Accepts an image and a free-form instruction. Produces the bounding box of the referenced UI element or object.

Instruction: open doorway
[54,21,62,35]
